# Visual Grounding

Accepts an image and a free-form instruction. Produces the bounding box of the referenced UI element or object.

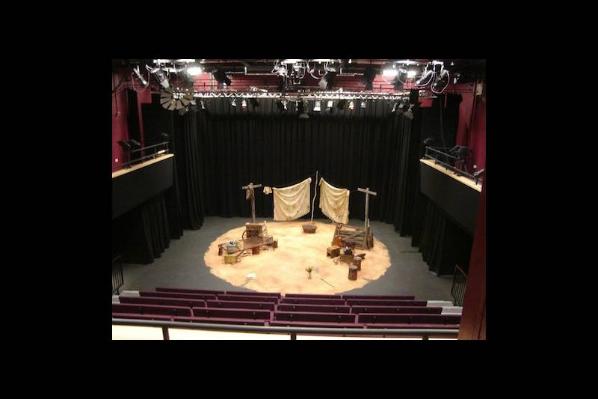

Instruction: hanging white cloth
[271,178,312,221]
[319,177,350,224]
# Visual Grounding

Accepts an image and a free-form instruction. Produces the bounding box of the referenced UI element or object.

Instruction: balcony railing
[451,265,467,307]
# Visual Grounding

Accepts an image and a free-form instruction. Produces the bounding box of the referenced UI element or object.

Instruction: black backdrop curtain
[189,98,418,229]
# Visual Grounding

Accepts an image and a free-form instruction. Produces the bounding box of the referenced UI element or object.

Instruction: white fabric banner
[319,177,350,224]
[272,178,312,221]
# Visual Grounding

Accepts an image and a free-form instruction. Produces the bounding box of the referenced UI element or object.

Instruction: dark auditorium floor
[120,217,454,301]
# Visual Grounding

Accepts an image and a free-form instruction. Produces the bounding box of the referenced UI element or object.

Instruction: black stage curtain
[112,193,171,264]
[191,98,416,227]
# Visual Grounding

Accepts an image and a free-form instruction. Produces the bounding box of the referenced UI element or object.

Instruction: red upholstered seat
[206,300,276,311]
[269,320,363,329]
[346,299,427,307]
[279,298,347,306]
[363,323,460,329]
[351,306,442,314]
[139,291,218,301]
[216,295,279,303]
[112,303,192,317]
[357,313,460,325]
[120,296,206,308]
[284,293,342,299]
[273,311,356,323]
[342,295,415,300]
[224,291,282,298]
[192,307,271,320]
[276,304,352,313]
[174,317,267,326]
[156,287,225,295]
[112,312,174,321]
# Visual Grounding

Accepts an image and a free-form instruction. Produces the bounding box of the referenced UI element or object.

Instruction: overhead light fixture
[327,100,333,109]
[298,100,309,119]
[360,100,366,109]
[231,98,237,107]
[382,68,399,77]
[186,64,203,76]
[241,99,247,108]
[431,68,450,94]
[319,71,337,90]
[133,66,148,87]
[313,100,321,112]
[391,102,399,113]
[276,99,288,112]
[403,104,415,120]
[407,70,417,78]
[349,101,354,110]
[416,63,435,87]
[362,66,377,90]
[212,69,231,87]
[148,67,170,89]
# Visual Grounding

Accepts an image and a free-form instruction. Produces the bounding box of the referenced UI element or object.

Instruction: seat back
[112,303,192,317]
[276,304,351,313]
[156,287,225,295]
[274,311,356,323]
[342,294,415,300]
[225,291,282,298]
[216,294,279,303]
[120,296,206,308]
[206,300,276,311]
[346,299,427,307]
[192,307,271,320]
[279,298,346,306]
[284,293,342,299]
[139,291,218,301]
[351,306,442,314]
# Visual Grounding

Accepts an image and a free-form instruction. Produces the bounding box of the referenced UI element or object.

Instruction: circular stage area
[204,221,391,294]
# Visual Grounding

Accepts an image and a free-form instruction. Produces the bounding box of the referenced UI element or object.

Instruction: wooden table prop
[327,246,340,257]
[348,265,358,280]
[224,254,239,264]
[302,223,317,233]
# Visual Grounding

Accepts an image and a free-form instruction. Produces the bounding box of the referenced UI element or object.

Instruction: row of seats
[113,287,460,329]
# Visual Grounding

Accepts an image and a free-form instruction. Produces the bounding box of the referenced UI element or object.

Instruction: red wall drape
[455,82,486,171]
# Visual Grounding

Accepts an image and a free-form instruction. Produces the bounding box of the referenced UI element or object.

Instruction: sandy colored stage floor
[204,221,391,294]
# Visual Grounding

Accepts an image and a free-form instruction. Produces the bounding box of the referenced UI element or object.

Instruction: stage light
[360,100,366,109]
[277,100,288,112]
[416,63,435,87]
[298,100,309,119]
[133,66,148,87]
[327,100,333,109]
[391,102,399,113]
[362,66,377,91]
[382,68,399,77]
[153,69,170,89]
[349,101,354,110]
[403,104,415,120]
[186,65,203,76]
[313,100,321,112]
[407,70,417,78]
[319,71,336,90]
[213,69,231,87]
[431,68,450,94]
[231,98,237,107]
[241,99,247,108]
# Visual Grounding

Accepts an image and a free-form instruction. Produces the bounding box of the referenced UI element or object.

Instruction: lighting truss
[191,90,434,101]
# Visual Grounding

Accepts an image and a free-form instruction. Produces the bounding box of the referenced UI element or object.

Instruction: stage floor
[121,217,453,301]
[204,221,391,294]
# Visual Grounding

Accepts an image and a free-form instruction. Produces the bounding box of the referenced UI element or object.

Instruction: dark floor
[121,217,454,301]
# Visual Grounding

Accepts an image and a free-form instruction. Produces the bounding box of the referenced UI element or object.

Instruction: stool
[348,265,358,281]
[272,240,278,249]
[224,254,237,264]
[352,256,362,271]
[340,254,353,264]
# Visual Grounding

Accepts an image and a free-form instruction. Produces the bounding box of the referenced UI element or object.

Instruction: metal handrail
[423,146,477,181]
[112,318,459,340]
[120,141,170,169]
[451,265,468,307]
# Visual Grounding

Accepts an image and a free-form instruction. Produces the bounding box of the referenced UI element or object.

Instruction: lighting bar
[191,90,433,101]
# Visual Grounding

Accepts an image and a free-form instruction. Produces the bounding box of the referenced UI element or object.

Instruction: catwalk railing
[423,146,482,184]
[112,256,124,295]
[121,141,170,169]
[451,265,467,307]
[112,318,459,340]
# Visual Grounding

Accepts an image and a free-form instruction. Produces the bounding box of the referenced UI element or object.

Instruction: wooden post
[241,182,262,223]
[357,187,377,230]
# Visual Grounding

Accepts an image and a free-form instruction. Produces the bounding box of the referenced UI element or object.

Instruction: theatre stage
[121,217,453,301]
[204,221,391,295]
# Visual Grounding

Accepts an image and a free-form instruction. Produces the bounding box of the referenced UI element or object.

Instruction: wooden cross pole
[241,182,262,223]
[357,187,377,230]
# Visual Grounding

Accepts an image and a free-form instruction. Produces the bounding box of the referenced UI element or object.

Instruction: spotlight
[362,66,376,91]
[319,71,337,90]
[407,70,417,78]
[241,99,247,108]
[432,68,450,93]
[337,99,347,110]
[277,100,288,112]
[313,100,321,112]
[212,69,231,87]
[249,98,259,108]
[416,63,435,87]
[298,100,309,119]
[200,100,206,110]
[327,100,334,109]
[360,100,366,109]
[153,69,170,89]
[398,98,410,113]
[403,104,415,120]
[231,98,237,107]
[133,66,148,87]
[391,102,399,113]
[382,68,399,77]
[186,64,203,76]
[349,101,354,110]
